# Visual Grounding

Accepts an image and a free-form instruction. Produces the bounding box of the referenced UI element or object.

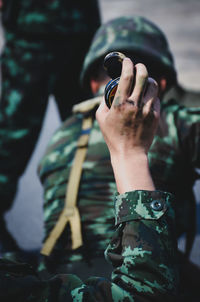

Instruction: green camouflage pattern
[37,95,200,275]
[80,16,177,91]
[0,1,100,213]
[2,0,100,36]
[0,190,178,301]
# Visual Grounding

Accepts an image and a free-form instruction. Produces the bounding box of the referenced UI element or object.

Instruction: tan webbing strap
[41,116,93,256]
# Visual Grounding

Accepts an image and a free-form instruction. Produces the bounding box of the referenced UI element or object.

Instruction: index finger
[112,58,134,107]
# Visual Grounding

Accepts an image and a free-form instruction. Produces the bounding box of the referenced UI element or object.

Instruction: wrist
[111,149,148,162]
[111,152,155,194]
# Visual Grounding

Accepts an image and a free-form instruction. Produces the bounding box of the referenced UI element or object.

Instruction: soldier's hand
[96,57,159,193]
[96,57,160,158]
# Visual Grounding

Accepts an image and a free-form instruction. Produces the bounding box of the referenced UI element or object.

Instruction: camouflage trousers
[0,31,93,213]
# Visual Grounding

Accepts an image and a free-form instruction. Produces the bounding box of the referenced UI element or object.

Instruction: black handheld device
[103,52,126,108]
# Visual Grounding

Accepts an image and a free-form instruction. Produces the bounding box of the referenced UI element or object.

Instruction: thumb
[96,97,109,124]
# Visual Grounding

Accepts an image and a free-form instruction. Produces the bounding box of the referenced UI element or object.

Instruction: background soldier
[0,0,101,255]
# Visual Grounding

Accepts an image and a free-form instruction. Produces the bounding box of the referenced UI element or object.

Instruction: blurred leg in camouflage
[0,23,98,256]
[0,33,51,253]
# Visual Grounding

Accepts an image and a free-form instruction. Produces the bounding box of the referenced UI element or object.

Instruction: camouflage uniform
[0,190,179,301]
[0,0,100,250]
[37,17,200,280]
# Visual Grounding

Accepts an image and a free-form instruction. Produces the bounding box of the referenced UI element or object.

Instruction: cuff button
[151,200,163,211]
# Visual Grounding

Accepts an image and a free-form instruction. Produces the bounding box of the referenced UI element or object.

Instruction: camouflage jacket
[2,0,100,36]
[38,95,200,265]
[0,190,178,301]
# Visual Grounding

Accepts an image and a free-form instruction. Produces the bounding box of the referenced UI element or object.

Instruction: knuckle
[136,63,148,79]
[122,70,133,81]
[149,77,158,89]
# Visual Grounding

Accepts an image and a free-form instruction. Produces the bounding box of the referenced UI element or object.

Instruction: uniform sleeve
[70,190,179,301]
[0,190,179,302]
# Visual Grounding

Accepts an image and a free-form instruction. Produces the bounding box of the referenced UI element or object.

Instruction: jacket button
[151,200,163,211]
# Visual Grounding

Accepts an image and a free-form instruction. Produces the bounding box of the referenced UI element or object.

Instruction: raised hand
[96,57,160,193]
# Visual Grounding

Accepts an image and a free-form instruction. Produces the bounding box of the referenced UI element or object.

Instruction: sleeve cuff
[114,190,174,225]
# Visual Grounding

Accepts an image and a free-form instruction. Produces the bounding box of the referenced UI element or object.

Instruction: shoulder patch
[72,96,102,113]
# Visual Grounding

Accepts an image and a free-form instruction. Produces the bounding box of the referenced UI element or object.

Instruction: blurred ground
[1,0,200,265]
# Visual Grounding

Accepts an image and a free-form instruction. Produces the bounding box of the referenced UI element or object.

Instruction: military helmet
[80,16,177,92]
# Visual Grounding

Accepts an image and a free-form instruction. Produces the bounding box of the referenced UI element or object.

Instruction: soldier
[37,16,200,300]
[0,0,101,254]
[0,58,179,301]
